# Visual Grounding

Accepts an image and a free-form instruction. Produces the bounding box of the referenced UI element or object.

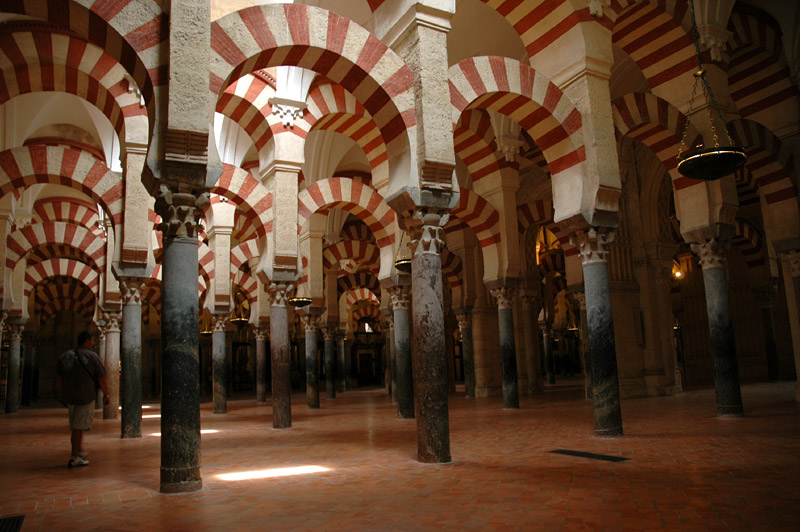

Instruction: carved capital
[301,313,321,332]
[572,292,586,311]
[321,326,336,341]
[251,325,268,341]
[455,312,472,331]
[0,311,7,329]
[103,311,122,333]
[690,238,730,270]
[587,0,609,18]
[211,314,228,332]
[752,279,778,307]
[119,277,146,306]
[490,285,516,310]
[8,323,24,340]
[570,227,615,266]
[389,286,410,311]
[409,209,448,256]
[698,24,732,63]
[155,185,209,238]
[268,97,307,128]
[781,250,800,278]
[267,282,294,307]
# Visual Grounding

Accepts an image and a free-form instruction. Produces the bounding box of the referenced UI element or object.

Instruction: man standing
[56,331,110,467]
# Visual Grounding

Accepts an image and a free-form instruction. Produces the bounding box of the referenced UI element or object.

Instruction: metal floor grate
[0,515,24,532]
[549,449,629,462]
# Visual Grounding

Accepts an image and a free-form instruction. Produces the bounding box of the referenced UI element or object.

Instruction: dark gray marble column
[455,309,475,398]
[410,212,451,463]
[252,325,268,402]
[322,326,336,399]
[212,314,228,414]
[120,277,146,438]
[522,296,543,393]
[156,187,207,493]
[95,324,106,409]
[778,251,800,402]
[302,313,320,408]
[4,321,25,413]
[21,332,35,406]
[490,285,519,408]
[385,311,396,401]
[103,312,121,420]
[336,329,346,393]
[268,282,293,428]
[691,238,743,417]
[754,281,780,381]
[571,228,623,436]
[541,320,555,385]
[390,285,413,418]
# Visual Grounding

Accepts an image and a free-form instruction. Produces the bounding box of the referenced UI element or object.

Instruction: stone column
[252,325,268,402]
[571,228,623,436]
[779,251,800,401]
[385,311,396,401]
[521,296,543,393]
[573,292,592,399]
[21,332,35,406]
[268,282,293,428]
[691,238,743,417]
[489,285,520,408]
[541,321,555,385]
[322,325,336,399]
[455,309,475,398]
[410,211,451,463]
[95,324,106,409]
[212,314,228,414]
[302,313,321,408]
[336,329,346,393]
[103,312,121,420]
[155,187,207,493]
[390,285,413,418]
[120,277,146,438]
[4,321,25,413]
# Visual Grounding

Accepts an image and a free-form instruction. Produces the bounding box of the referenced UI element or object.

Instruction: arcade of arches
[0,0,799,494]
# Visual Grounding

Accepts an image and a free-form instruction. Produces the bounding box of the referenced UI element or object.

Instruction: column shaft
[392,289,413,418]
[270,298,291,428]
[336,331,346,393]
[160,235,201,493]
[253,327,268,402]
[103,317,121,420]
[120,279,144,438]
[212,317,227,414]
[456,311,475,398]
[96,331,106,409]
[4,324,24,413]
[305,325,319,408]
[323,328,336,399]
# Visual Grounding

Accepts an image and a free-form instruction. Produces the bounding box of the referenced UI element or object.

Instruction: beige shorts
[68,402,95,431]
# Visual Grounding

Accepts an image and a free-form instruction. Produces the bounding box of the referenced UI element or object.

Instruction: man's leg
[71,429,83,457]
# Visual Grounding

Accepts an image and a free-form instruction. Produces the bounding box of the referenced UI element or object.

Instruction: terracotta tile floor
[1,381,799,531]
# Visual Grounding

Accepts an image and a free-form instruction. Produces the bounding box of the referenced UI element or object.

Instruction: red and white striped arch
[0,0,168,129]
[340,220,375,242]
[449,56,584,181]
[322,239,379,274]
[0,29,148,144]
[732,218,764,269]
[612,92,702,192]
[611,2,697,93]
[449,188,503,279]
[230,239,262,281]
[352,303,381,322]
[233,271,259,306]
[0,145,123,227]
[211,164,273,240]
[35,278,96,324]
[728,7,799,123]
[441,248,463,289]
[24,258,99,300]
[6,221,106,272]
[728,119,796,206]
[337,271,380,300]
[453,109,504,183]
[34,197,102,235]
[306,83,389,184]
[342,287,380,308]
[517,198,554,235]
[298,178,395,250]
[209,4,415,173]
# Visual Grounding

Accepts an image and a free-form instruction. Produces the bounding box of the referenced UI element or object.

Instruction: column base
[594,426,623,438]
[213,408,227,414]
[716,405,744,418]
[121,429,142,439]
[160,468,202,493]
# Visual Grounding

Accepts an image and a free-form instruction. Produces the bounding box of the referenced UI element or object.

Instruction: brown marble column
[455,309,475,398]
[321,325,336,399]
[102,311,121,420]
[489,284,519,408]
[4,321,25,413]
[252,325,268,402]
[301,313,321,409]
[211,314,228,414]
[389,285,413,418]
[268,282,293,428]
[521,296,543,393]
[410,210,451,463]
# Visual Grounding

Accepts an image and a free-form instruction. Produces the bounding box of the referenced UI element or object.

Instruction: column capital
[752,278,779,308]
[521,294,541,310]
[455,312,472,331]
[572,291,587,311]
[489,285,516,310]
[267,282,294,307]
[321,325,336,341]
[103,311,122,333]
[301,313,321,332]
[119,277,147,305]
[250,324,268,340]
[389,285,410,311]
[154,185,209,238]
[690,237,731,270]
[7,322,25,339]
[780,249,800,277]
[569,227,615,266]
[0,311,7,328]
[409,208,449,256]
[211,314,228,332]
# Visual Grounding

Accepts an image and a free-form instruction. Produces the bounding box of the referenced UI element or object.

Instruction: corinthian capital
[154,185,209,238]
[119,277,146,305]
[389,286,410,311]
[409,209,449,256]
[690,238,730,270]
[490,285,516,310]
[570,227,615,266]
[267,282,294,307]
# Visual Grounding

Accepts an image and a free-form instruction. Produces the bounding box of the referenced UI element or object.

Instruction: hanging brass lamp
[676,0,746,181]
[287,283,312,308]
[394,230,412,273]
